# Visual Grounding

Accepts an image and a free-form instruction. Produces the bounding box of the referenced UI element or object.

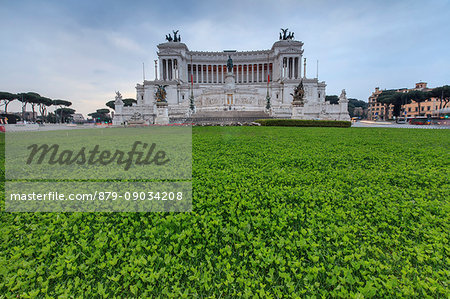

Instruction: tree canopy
[52,99,73,123]
[52,99,72,107]
[37,96,53,119]
[0,91,81,123]
[96,108,110,114]
[403,90,428,116]
[375,90,412,118]
[429,85,450,109]
[54,108,76,123]
[0,91,18,114]
[347,98,368,118]
[17,92,40,104]
[325,95,339,105]
[106,98,137,110]
[0,91,17,101]
[88,109,111,123]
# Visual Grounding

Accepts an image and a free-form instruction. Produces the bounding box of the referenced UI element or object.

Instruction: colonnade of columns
[187,63,273,84]
[281,57,301,79]
[160,57,301,82]
[160,59,179,81]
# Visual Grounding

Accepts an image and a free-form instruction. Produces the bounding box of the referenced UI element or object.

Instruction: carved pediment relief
[158,49,182,56]
[280,47,302,53]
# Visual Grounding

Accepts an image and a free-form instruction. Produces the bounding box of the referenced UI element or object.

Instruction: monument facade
[113,29,350,125]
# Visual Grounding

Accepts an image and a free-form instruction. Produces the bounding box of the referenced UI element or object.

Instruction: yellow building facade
[368,82,443,120]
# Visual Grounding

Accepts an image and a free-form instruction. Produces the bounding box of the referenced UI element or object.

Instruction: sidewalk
[3,123,98,132]
[359,120,392,125]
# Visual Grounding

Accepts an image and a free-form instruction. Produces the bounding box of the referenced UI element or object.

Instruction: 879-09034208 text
[9,191,184,201]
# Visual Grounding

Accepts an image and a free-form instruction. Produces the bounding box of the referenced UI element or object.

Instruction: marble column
[261,64,263,82]
[195,65,198,83]
[244,65,247,83]
[256,64,258,82]
[238,65,240,83]
[261,64,264,82]
[173,59,176,80]
[201,65,204,83]
[165,59,169,81]
[265,63,267,82]
[280,58,283,79]
[216,65,219,83]
[303,58,306,78]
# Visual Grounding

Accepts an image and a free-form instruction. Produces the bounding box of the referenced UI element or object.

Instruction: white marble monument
[113,29,350,125]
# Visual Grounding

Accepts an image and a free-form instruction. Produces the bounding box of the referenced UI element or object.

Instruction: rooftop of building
[157,39,304,56]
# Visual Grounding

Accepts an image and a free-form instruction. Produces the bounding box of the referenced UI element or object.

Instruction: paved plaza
[353,120,449,129]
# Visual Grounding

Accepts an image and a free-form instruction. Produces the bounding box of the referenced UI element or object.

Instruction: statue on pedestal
[114,91,123,105]
[291,80,305,106]
[166,30,181,42]
[279,28,295,40]
[155,85,168,103]
[224,56,236,91]
[339,89,348,103]
[227,55,233,73]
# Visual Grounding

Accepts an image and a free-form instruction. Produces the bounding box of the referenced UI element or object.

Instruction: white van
[396,117,407,124]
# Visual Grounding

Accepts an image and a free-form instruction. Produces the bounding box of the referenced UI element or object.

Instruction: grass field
[1,127,449,297]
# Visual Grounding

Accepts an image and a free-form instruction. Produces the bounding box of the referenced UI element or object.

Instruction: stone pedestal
[155,102,169,124]
[338,89,351,121]
[291,105,304,119]
[224,72,235,92]
[112,115,123,126]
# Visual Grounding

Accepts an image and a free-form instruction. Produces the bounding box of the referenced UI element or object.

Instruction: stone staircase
[183,110,272,124]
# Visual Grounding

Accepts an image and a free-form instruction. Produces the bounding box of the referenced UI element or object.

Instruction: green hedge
[255,119,351,127]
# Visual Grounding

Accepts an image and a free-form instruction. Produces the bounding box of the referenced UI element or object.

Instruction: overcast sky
[1,0,449,116]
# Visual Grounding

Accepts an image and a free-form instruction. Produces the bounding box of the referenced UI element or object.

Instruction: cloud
[106,33,146,55]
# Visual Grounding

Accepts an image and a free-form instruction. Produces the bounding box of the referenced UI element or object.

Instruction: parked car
[396,117,407,124]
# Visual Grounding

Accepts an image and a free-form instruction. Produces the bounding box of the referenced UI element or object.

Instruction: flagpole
[266,53,271,110]
[189,54,195,112]
[316,60,319,79]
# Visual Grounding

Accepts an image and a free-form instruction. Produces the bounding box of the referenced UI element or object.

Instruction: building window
[421,106,424,111]
[408,107,411,112]
[427,106,430,111]
[182,95,185,100]
[415,107,418,112]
